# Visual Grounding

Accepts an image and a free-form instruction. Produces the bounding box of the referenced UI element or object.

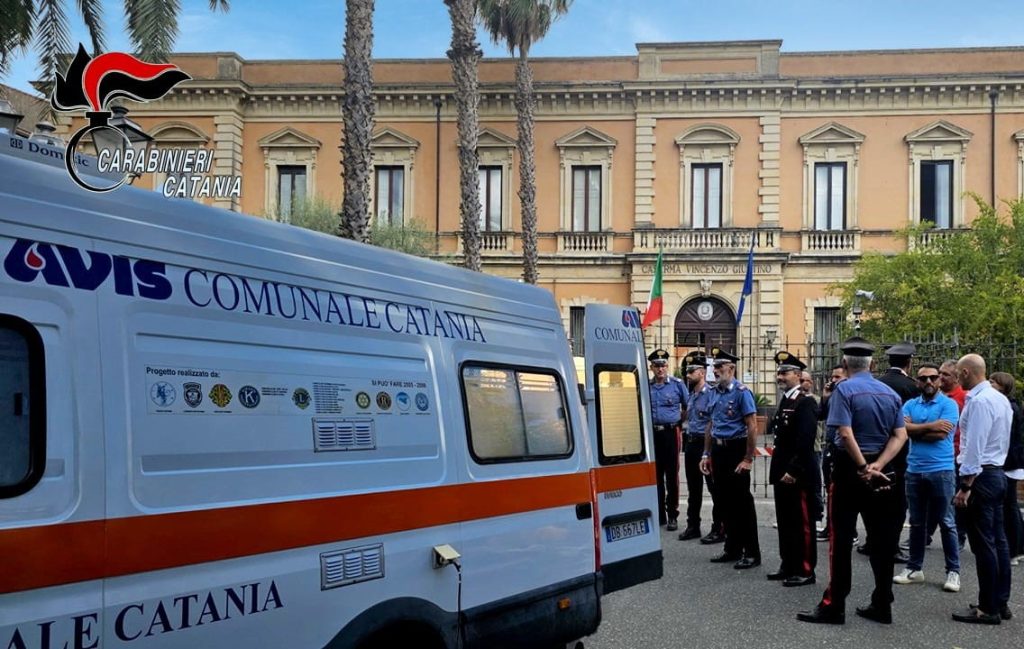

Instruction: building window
[691,163,723,229]
[920,160,954,229]
[569,306,585,357]
[814,162,846,230]
[375,166,405,226]
[572,166,601,232]
[277,166,307,221]
[478,166,502,232]
[812,307,841,370]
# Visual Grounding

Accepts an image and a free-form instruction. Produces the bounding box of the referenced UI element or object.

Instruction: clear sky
[4,0,1023,94]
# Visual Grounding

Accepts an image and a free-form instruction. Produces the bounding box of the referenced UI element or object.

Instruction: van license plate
[605,518,650,542]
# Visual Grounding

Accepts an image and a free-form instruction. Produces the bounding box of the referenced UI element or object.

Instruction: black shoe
[678,526,701,541]
[796,605,845,625]
[710,552,742,563]
[783,574,816,587]
[970,603,1012,620]
[816,529,829,542]
[893,550,909,564]
[734,556,761,570]
[953,606,1001,625]
[666,518,678,532]
[700,530,725,545]
[855,604,892,624]
[767,569,789,581]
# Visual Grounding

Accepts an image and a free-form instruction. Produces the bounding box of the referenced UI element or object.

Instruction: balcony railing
[633,227,780,253]
[911,228,962,250]
[456,231,515,255]
[801,230,861,254]
[557,231,613,254]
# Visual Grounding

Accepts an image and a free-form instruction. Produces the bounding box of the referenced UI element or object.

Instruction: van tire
[356,623,447,649]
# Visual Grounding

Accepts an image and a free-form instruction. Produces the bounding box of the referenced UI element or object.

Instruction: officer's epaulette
[737,384,749,391]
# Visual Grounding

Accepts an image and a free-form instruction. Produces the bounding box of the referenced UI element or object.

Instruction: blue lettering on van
[3,239,172,299]
[593,326,643,344]
[2,581,283,648]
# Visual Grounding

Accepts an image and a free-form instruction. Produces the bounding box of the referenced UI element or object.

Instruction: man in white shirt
[952,354,1013,625]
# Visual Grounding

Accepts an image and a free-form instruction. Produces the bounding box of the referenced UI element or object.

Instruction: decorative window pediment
[905,120,973,145]
[258,127,322,150]
[675,124,741,148]
[369,128,418,227]
[555,126,617,151]
[150,121,211,146]
[798,122,865,147]
[477,127,516,233]
[370,127,420,151]
[478,127,516,149]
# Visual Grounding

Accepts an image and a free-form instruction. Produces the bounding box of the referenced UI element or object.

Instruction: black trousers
[711,438,760,559]
[820,453,904,612]
[683,435,721,530]
[774,482,817,577]
[654,426,680,523]
[964,468,1011,615]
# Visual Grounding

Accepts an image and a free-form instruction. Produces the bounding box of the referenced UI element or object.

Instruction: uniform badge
[209,384,232,408]
[183,382,202,408]
[238,385,261,409]
[292,388,311,410]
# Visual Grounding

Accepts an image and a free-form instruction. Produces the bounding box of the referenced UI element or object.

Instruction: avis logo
[4,239,172,299]
[621,309,641,328]
[51,44,191,193]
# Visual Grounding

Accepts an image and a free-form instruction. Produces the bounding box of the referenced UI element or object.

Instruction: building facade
[55,40,1024,396]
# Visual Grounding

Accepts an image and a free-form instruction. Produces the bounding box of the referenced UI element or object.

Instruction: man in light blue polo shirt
[893,363,961,593]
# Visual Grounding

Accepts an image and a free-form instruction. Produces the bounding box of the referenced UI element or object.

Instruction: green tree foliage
[834,196,1024,343]
[282,195,432,258]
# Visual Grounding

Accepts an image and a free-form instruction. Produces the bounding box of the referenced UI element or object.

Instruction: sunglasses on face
[916,375,940,383]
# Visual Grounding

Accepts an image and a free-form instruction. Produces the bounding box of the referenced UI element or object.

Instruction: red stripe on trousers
[800,490,813,576]
[821,482,835,607]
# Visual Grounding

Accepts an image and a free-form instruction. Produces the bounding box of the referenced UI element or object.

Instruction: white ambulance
[0,134,661,649]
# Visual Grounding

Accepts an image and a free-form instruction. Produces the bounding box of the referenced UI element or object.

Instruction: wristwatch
[958,483,972,492]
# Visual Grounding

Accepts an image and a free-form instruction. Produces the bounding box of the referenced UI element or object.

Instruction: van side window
[0,315,46,498]
[461,364,572,462]
[594,365,645,464]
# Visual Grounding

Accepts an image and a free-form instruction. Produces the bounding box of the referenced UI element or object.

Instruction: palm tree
[478,0,570,285]
[0,1,229,98]
[339,0,375,243]
[445,0,482,272]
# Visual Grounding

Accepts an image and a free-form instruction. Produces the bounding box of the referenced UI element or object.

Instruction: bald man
[952,354,1013,624]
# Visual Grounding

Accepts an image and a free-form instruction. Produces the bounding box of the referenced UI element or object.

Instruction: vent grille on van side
[313,418,375,452]
[320,544,385,590]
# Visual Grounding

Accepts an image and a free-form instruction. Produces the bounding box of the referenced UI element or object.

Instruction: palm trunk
[340,0,375,243]
[516,50,538,284]
[445,0,482,272]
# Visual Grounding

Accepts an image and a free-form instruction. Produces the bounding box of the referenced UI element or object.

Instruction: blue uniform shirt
[709,379,757,439]
[903,392,959,473]
[650,375,688,426]
[826,372,903,454]
[686,383,714,437]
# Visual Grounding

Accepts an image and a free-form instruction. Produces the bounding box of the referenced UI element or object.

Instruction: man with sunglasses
[893,363,962,593]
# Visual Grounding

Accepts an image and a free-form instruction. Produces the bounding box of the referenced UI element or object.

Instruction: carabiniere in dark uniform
[767,351,821,587]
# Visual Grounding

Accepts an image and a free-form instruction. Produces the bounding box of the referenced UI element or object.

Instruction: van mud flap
[600,549,663,594]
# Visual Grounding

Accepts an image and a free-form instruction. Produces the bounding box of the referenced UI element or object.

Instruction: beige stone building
[55,40,1024,394]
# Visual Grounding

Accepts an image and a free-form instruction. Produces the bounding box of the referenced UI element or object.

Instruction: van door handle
[13,393,24,416]
[575,503,592,520]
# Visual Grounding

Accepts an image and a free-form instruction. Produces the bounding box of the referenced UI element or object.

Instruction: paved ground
[586,498,1024,649]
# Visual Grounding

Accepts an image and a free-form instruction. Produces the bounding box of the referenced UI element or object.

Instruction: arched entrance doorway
[673,297,737,356]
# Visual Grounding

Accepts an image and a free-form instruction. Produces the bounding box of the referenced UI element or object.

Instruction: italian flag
[641,249,663,329]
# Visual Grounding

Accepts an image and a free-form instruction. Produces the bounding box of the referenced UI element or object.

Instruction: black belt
[982,464,1004,470]
[713,436,747,446]
[654,423,679,432]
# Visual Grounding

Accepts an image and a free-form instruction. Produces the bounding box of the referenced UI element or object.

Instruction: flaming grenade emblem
[52,44,191,192]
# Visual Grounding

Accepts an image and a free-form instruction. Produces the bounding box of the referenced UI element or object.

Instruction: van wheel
[357,623,446,649]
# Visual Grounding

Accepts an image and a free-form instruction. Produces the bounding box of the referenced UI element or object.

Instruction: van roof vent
[313,418,376,452]
[321,544,385,590]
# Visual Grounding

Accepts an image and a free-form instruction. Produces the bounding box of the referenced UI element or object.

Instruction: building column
[758,113,781,225]
[213,112,244,211]
[634,116,657,226]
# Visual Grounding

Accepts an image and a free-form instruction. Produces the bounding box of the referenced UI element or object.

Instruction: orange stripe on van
[0,473,592,595]
[592,462,656,493]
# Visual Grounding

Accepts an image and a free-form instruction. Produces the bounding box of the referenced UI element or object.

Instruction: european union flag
[736,234,755,326]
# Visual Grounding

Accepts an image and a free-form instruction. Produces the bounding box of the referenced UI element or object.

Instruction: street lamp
[762,327,777,350]
[89,106,153,184]
[0,99,24,134]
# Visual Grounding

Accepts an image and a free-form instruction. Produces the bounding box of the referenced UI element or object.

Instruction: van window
[462,364,572,462]
[0,315,45,498]
[594,365,645,464]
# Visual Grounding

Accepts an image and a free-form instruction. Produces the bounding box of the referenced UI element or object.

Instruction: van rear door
[582,304,662,594]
